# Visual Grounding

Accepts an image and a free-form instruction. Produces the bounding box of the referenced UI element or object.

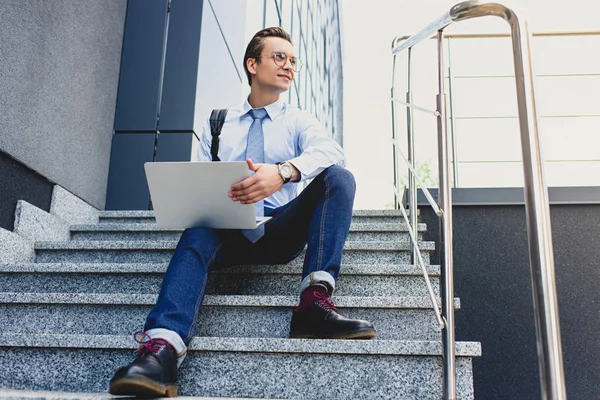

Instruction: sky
[341,0,600,209]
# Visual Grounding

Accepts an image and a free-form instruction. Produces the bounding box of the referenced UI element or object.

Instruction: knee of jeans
[323,165,356,198]
[179,226,214,244]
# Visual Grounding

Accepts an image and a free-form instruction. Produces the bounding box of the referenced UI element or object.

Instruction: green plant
[399,162,437,189]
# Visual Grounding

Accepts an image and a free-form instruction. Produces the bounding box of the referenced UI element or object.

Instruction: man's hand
[229,159,284,204]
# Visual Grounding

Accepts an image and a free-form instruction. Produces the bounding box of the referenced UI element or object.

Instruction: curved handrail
[390,2,567,399]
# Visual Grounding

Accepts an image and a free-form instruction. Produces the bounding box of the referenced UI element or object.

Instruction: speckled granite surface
[0,293,459,340]
[98,209,418,225]
[0,389,269,399]
[70,222,427,243]
[0,228,34,264]
[0,262,441,276]
[0,206,479,399]
[71,229,423,243]
[0,269,439,297]
[49,186,98,226]
[0,338,477,399]
[0,293,458,308]
[0,333,481,355]
[33,241,434,264]
[0,303,446,340]
[14,201,70,243]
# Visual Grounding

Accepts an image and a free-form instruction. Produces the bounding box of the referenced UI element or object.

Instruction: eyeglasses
[264,51,303,72]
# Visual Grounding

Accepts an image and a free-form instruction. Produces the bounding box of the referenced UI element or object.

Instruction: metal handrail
[396,29,600,188]
[390,2,566,400]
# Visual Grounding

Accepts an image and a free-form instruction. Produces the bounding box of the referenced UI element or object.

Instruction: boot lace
[314,291,340,313]
[133,330,169,355]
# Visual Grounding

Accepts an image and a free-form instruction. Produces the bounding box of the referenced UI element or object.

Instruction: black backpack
[209,109,228,161]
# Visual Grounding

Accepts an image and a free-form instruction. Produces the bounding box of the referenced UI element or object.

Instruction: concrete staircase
[0,209,480,399]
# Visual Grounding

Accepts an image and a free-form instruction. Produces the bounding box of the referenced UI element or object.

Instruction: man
[109,27,376,398]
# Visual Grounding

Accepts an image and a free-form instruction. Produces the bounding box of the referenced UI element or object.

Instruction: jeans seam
[317,173,330,271]
[184,241,224,343]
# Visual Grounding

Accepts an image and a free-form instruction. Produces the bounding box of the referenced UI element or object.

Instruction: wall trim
[415,187,600,206]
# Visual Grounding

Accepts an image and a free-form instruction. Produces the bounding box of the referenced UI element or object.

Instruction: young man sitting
[109,26,376,398]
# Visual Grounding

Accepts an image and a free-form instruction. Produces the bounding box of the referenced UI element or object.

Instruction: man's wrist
[276,162,293,184]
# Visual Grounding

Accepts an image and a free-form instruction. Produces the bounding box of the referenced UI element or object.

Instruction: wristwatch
[277,162,293,184]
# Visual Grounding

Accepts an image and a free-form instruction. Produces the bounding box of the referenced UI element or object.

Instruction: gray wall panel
[105,134,155,210]
[0,0,127,209]
[158,0,204,131]
[155,133,196,162]
[420,205,600,399]
[114,0,169,132]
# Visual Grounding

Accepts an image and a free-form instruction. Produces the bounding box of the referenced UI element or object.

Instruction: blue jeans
[143,166,355,361]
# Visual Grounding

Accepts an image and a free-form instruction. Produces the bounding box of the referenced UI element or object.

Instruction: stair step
[98,209,418,225]
[70,222,427,242]
[0,263,440,297]
[0,389,267,400]
[0,333,478,399]
[33,241,434,264]
[0,293,458,340]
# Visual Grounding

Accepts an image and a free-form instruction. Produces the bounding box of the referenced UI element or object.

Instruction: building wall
[420,202,600,399]
[245,0,344,144]
[0,1,127,210]
[193,0,248,139]
[394,32,600,189]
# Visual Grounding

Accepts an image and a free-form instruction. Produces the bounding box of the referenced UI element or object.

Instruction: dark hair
[243,27,293,86]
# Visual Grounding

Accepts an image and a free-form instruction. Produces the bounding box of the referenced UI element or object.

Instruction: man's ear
[247,58,258,76]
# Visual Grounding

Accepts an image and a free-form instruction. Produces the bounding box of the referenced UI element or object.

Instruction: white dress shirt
[196,98,346,209]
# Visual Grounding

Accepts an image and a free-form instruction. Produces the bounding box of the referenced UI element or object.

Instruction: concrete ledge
[0,292,459,309]
[0,389,264,400]
[0,333,481,356]
[98,210,413,218]
[0,228,34,264]
[0,262,441,276]
[50,186,99,226]
[33,240,435,251]
[14,201,70,242]
[416,186,600,206]
[72,222,428,232]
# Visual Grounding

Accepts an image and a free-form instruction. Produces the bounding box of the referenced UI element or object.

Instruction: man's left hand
[229,159,283,204]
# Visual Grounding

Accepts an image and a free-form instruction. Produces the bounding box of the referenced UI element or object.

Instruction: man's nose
[282,58,293,70]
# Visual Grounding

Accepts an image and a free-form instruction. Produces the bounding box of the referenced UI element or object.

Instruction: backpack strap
[209,109,228,161]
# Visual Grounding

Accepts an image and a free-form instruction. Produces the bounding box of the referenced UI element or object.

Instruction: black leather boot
[289,285,376,339]
[109,331,178,398]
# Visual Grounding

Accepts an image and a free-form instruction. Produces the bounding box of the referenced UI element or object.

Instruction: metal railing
[445,30,600,187]
[390,2,566,399]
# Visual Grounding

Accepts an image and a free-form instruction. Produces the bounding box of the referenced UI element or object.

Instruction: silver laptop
[144,161,271,230]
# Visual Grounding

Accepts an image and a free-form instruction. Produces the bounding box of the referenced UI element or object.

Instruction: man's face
[249,37,296,93]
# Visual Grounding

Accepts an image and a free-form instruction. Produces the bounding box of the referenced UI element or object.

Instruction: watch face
[280,163,293,178]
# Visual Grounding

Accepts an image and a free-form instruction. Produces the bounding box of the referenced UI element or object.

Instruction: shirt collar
[242,97,286,121]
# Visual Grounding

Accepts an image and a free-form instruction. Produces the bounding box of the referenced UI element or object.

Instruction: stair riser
[98,216,408,225]
[0,273,439,297]
[0,348,474,399]
[70,231,424,242]
[0,304,444,341]
[34,249,430,264]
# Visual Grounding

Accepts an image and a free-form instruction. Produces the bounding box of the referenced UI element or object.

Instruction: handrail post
[446,37,460,188]
[406,48,418,264]
[509,16,567,400]
[390,3,567,398]
[391,55,400,209]
[436,29,456,400]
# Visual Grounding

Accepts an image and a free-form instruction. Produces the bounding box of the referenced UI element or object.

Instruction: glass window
[264,0,279,28]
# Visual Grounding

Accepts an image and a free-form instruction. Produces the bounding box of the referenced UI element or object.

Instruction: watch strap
[276,162,292,184]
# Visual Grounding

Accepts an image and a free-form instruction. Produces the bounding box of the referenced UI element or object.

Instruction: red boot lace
[314,292,340,313]
[133,330,172,355]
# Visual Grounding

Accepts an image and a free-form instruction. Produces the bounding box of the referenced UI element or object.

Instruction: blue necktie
[241,108,268,243]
